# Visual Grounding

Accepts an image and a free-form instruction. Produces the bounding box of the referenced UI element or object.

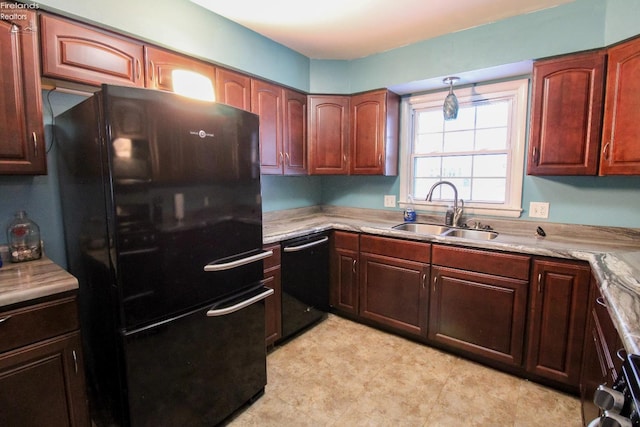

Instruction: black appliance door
[100,85,266,329]
[280,233,330,341]
[122,285,273,427]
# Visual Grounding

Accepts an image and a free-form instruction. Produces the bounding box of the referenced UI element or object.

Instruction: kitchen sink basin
[392,223,451,235]
[442,228,499,240]
[392,223,499,240]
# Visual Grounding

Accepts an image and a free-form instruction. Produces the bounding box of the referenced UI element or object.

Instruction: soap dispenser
[404,195,417,222]
[445,204,454,226]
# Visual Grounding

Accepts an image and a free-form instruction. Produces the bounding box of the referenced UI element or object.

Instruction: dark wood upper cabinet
[350,89,399,176]
[251,79,284,175]
[282,89,307,175]
[308,90,399,176]
[599,35,640,175]
[215,67,251,111]
[308,95,351,174]
[40,14,145,87]
[527,50,605,176]
[144,46,215,92]
[0,9,46,175]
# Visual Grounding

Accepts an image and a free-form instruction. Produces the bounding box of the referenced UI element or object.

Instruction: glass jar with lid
[6,210,42,262]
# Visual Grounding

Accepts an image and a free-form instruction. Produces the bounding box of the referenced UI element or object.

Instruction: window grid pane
[412,99,511,204]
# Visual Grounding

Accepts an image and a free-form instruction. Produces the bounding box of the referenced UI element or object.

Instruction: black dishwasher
[279,232,330,342]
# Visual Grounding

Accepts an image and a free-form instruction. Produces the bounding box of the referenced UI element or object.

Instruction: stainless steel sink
[442,228,499,240]
[392,223,499,240]
[392,223,451,235]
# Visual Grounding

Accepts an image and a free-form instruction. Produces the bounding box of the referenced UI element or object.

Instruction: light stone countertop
[0,254,79,308]
[263,206,640,355]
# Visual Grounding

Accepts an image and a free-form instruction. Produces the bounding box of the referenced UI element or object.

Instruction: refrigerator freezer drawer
[121,287,269,426]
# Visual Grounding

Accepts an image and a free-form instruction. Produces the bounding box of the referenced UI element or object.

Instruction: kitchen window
[399,79,528,218]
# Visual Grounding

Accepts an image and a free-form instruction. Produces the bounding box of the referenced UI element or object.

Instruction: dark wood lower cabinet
[329,231,360,315]
[0,294,89,427]
[359,252,429,336]
[358,235,430,337]
[327,234,599,394]
[527,258,590,389]
[429,266,528,366]
[580,274,624,423]
[263,244,282,347]
[0,333,88,427]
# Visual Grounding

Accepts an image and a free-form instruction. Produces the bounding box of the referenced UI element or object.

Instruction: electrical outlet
[384,195,396,208]
[529,202,550,219]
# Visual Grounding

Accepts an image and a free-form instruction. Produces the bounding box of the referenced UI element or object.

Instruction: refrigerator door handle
[204,250,273,272]
[206,288,274,317]
[283,236,329,252]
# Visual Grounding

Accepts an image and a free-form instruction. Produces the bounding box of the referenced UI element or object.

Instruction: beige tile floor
[227,314,583,427]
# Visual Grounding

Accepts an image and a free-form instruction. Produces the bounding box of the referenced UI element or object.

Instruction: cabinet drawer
[432,245,530,280]
[0,296,79,354]
[360,235,430,264]
[263,244,281,270]
[332,231,359,251]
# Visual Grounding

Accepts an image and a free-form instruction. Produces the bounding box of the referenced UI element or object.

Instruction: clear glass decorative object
[443,77,460,121]
[7,210,42,263]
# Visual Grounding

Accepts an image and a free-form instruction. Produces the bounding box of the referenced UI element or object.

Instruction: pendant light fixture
[443,77,460,120]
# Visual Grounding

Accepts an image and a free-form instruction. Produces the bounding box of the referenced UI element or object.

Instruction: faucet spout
[425,180,463,226]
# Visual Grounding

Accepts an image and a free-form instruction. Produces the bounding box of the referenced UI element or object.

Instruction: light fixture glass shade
[443,77,459,121]
[172,69,215,102]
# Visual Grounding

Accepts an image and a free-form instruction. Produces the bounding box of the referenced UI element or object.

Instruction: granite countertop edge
[263,210,640,355]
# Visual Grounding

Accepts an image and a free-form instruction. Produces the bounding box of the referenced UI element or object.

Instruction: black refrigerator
[55,84,272,426]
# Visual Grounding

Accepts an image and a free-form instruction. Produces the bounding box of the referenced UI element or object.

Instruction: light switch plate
[384,195,396,207]
[529,202,550,219]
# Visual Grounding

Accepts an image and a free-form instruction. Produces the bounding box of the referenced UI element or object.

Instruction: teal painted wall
[313,0,640,229]
[261,176,322,212]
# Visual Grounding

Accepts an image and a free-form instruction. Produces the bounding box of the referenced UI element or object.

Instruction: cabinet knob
[0,315,12,325]
[352,259,357,274]
[532,146,538,165]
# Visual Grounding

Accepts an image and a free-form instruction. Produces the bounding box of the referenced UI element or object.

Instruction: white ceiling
[191,0,575,60]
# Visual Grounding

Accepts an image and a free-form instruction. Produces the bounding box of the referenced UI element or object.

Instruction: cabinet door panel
[330,232,359,314]
[144,46,215,92]
[600,36,640,175]
[252,80,284,174]
[359,252,428,336]
[350,89,399,176]
[429,266,527,366]
[527,259,590,387]
[40,14,144,87]
[0,333,89,427]
[528,51,605,175]
[283,89,307,175]
[0,10,46,174]
[308,96,350,174]
[215,68,251,111]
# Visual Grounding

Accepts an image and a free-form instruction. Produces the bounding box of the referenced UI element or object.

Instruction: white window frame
[399,78,529,218]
